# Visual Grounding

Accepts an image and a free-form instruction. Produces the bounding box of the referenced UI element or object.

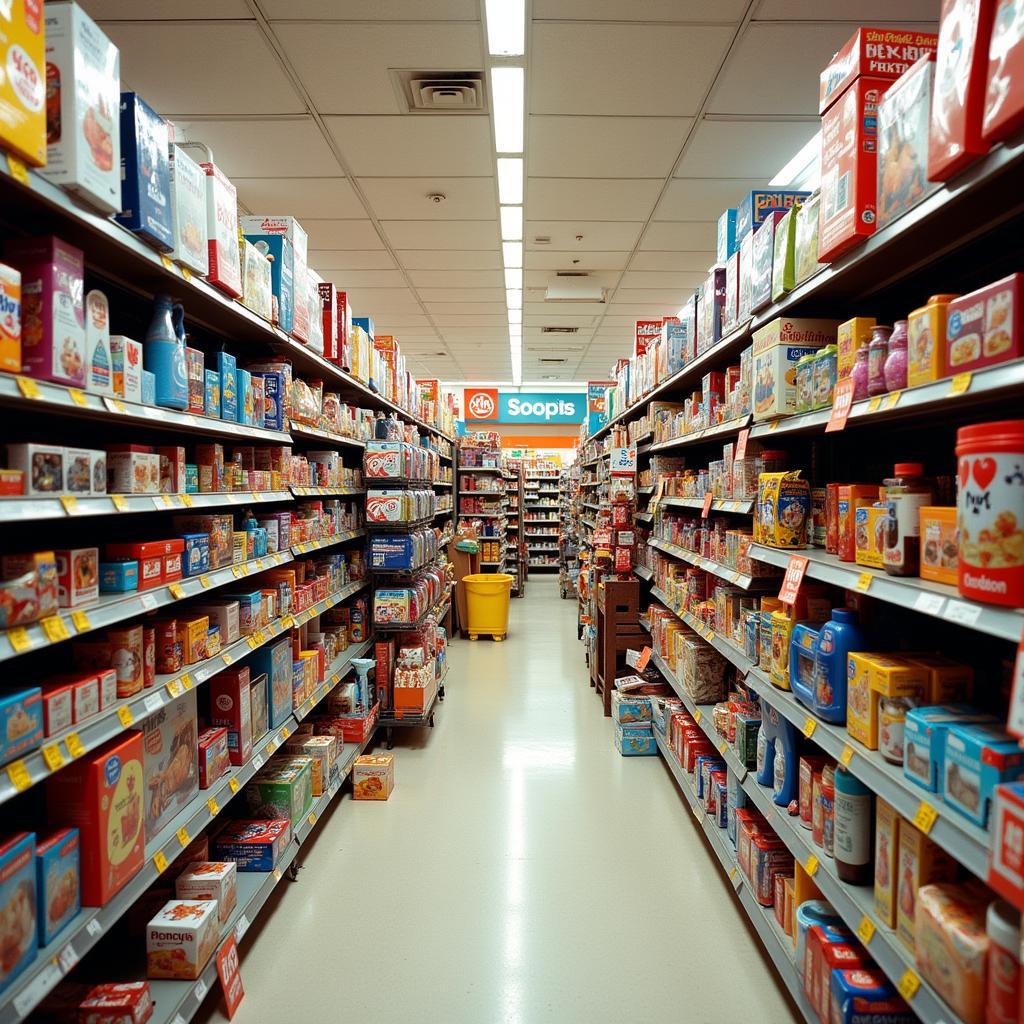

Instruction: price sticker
[104,396,128,414]
[803,717,817,738]
[867,396,883,414]
[247,635,259,650]
[7,153,30,184]
[885,390,902,409]
[181,493,193,507]
[825,378,856,433]
[897,970,920,1002]
[207,797,220,817]
[943,598,982,627]
[181,266,192,281]
[58,942,79,975]
[734,428,749,461]
[949,371,972,396]
[914,800,938,834]
[16,375,40,399]
[42,742,65,771]
[159,254,174,271]
[68,387,88,407]
[41,615,70,643]
[111,494,129,511]
[718,740,728,754]
[6,759,30,791]
[778,554,809,605]
[140,593,158,611]
[805,854,819,877]
[694,710,702,724]
[71,610,91,633]
[281,726,290,739]
[169,582,186,600]
[266,739,277,755]
[117,705,134,727]
[856,916,876,945]
[180,674,193,690]
[60,494,79,514]
[66,733,85,759]
[194,979,208,1003]
[222,653,233,665]
[166,678,183,698]
[86,918,102,938]
[143,691,163,715]
[252,754,264,771]
[231,565,244,578]
[153,850,169,873]
[307,812,317,826]
[7,626,31,652]
[272,868,282,882]
[229,777,240,794]
[281,616,294,631]
[854,572,873,592]
[176,827,190,848]
[199,574,211,589]
[914,591,945,616]
[840,744,855,767]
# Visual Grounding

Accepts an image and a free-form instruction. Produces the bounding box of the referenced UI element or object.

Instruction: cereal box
[0,1,45,167]
[793,191,821,285]
[209,667,253,766]
[0,687,42,766]
[946,273,1024,373]
[55,546,98,607]
[245,757,312,826]
[109,335,143,404]
[247,638,291,729]
[77,982,152,1024]
[146,899,219,980]
[751,317,838,420]
[239,239,273,321]
[169,144,208,275]
[983,0,1024,142]
[877,55,938,229]
[42,3,120,212]
[47,731,144,906]
[141,691,198,841]
[353,752,395,800]
[0,833,35,993]
[200,161,242,298]
[212,819,290,871]
[735,189,810,242]
[836,316,875,382]
[175,861,237,925]
[83,288,112,396]
[750,211,785,312]
[116,92,173,251]
[35,827,79,945]
[5,235,85,387]
[197,726,229,789]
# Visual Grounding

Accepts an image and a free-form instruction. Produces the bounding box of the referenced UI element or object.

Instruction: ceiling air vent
[555,271,590,278]
[540,326,579,334]
[533,236,552,245]
[392,70,487,113]
[539,357,567,365]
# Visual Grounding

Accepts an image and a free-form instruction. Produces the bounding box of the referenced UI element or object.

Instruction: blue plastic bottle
[756,703,798,807]
[144,294,187,409]
[812,608,864,723]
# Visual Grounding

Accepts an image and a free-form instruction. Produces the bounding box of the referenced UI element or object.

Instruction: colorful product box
[990,782,1024,906]
[830,970,911,1024]
[179,533,210,577]
[942,722,1024,826]
[5,443,61,495]
[873,797,900,927]
[203,370,220,418]
[903,704,996,792]
[40,680,73,735]
[751,318,838,421]
[197,726,230,789]
[245,757,313,826]
[141,691,198,841]
[717,208,737,262]
[697,268,726,353]
[99,560,137,592]
[54,546,98,608]
[895,820,958,948]
[613,724,657,756]
[0,688,43,766]
[208,666,252,766]
[0,1,45,167]
[218,351,238,423]
[0,833,35,992]
[983,0,1024,142]
[353,752,395,800]
[735,190,810,242]
[946,273,1024,373]
[247,638,293,729]
[146,899,219,980]
[212,819,290,871]
[168,144,209,275]
[200,161,242,298]
[77,983,153,1024]
[836,316,875,382]
[0,262,20,376]
[41,2,121,213]
[750,211,785,312]
[109,336,143,404]
[46,731,145,906]
[175,861,237,926]
[185,347,204,414]
[239,222,294,334]
[35,827,80,946]
[240,239,273,322]
[115,92,173,250]
[83,287,112,396]
[250,672,269,743]
[770,206,798,302]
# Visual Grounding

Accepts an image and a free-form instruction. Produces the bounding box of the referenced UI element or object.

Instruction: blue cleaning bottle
[144,294,187,409]
[812,607,865,723]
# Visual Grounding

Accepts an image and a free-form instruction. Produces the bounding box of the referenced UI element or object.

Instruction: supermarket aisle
[202,578,796,1024]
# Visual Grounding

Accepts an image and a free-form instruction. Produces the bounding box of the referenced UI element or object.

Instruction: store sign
[463,389,586,424]
[216,936,245,1018]
[464,387,499,420]
[587,381,614,435]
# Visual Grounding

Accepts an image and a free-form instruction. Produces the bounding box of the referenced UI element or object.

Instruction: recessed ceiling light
[485,0,525,56]
[491,68,524,153]
[506,288,522,309]
[500,206,523,241]
[497,157,523,204]
[502,241,523,268]
[504,267,523,290]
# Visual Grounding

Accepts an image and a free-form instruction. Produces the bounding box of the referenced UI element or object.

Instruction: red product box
[815,941,869,1023]
[185,347,205,414]
[946,272,1024,373]
[375,638,394,712]
[158,447,187,494]
[612,504,631,527]
[77,981,153,1024]
[818,76,890,262]
[635,319,662,356]
[318,281,339,363]
[614,546,633,572]
[208,666,252,766]
[983,0,1024,142]
[197,726,230,789]
[40,681,74,735]
[990,783,1024,904]
[105,541,165,590]
[929,0,995,180]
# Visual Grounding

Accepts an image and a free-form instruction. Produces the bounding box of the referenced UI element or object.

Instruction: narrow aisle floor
[204,578,797,1024]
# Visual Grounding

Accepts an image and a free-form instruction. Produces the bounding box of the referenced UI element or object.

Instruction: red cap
[894,463,923,476]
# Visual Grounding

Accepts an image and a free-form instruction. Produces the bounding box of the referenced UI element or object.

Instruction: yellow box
[770,608,798,690]
[873,797,900,928]
[896,820,958,949]
[907,294,957,388]
[846,652,882,748]
[177,615,210,665]
[836,316,875,381]
[352,752,394,800]
[0,2,46,166]
[0,263,20,374]
[905,653,973,704]
[854,504,887,569]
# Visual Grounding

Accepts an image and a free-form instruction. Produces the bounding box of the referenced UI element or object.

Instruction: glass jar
[884,319,909,392]
[879,696,915,764]
[851,342,870,401]
[883,462,934,576]
[867,325,892,397]
[834,765,872,884]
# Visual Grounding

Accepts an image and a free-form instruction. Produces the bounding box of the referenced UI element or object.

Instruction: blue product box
[141,369,156,406]
[247,638,293,729]
[99,560,139,593]
[253,527,267,559]
[241,232,294,334]
[250,371,284,431]
[369,534,419,570]
[0,833,36,992]
[180,533,210,577]
[611,689,651,726]
[35,827,80,946]
[212,819,291,872]
[830,969,913,1024]
[903,705,996,793]
[353,315,375,340]
[613,724,657,756]
[717,208,737,262]
[0,689,43,765]
[204,370,220,418]
[714,777,728,828]
[942,722,1024,827]
[735,189,810,242]
[237,369,252,425]
[218,352,238,422]
[665,320,689,374]
[223,591,263,635]
[185,464,199,493]
[115,93,173,251]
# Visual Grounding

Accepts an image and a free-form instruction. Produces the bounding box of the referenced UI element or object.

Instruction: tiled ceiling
[89,0,938,383]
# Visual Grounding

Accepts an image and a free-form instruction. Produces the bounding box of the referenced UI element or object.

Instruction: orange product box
[0,0,46,166]
[919,505,958,585]
[0,262,21,373]
[352,752,394,800]
[895,819,958,949]
[47,731,145,906]
[837,484,878,562]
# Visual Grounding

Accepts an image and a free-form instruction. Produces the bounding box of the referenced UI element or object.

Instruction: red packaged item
[197,726,230,788]
[77,981,154,1024]
[48,732,145,906]
[185,347,204,414]
[143,626,155,689]
[634,319,661,356]
[928,0,995,180]
[151,618,183,675]
[614,546,632,573]
[208,667,252,766]
[105,542,163,590]
[157,447,187,494]
[983,0,1024,142]
[40,681,74,735]
[946,273,1024,374]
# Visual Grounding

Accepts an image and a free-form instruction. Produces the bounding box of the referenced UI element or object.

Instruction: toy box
[107,448,159,495]
[735,190,810,242]
[212,819,290,872]
[146,898,219,980]
[116,93,172,251]
[208,666,252,766]
[168,144,208,275]
[896,819,959,949]
[0,833,35,993]
[0,688,43,766]
[55,547,98,607]
[697,268,726,354]
[42,3,121,213]
[77,982,153,1024]
[251,370,284,431]
[175,861,237,926]
[983,0,1024,142]
[353,752,395,800]
[172,514,232,568]
[47,731,144,906]
[751,211,785,312]
[877,55,938,230]
[240,222,294,334]
[0,1,45,167]
[946,273,1024,373]
[202,369,220,418]
[5,235,85,387]
[109,336,143,404]
[751,318,838,421]
[942,722,1024,826]
[247,638,292,729]
[200,160,241,298]
[717,208,737,262]
[196,726,229,790]
[141,691,198,841]
[873,797,900,928]
[35,827,79,946]
[5,443,61,496]
[83,287,112,396]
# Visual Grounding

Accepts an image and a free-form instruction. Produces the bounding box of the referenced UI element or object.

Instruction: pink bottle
[883,319,909,392]
[851,342,870,401]
[867,325,892,397]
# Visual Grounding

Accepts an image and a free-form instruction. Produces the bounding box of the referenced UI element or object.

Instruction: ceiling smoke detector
[427,192,447,205]
[392,70,487,113]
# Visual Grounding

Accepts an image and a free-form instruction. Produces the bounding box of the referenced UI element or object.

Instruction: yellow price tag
[16,375,40,399]
[885,390,902,409]
[256,559,264,570]
[207,797,220,816]
[222,653,233,665]
[266,739,277,754]
[168,582,186,600]
[949,371,972,396]
[60,495,79,514]
[7,626,31,652]
[159,254,174,271]
[867,396,883,413]
[247,635,259,650]
[718,740,728,754]
[181,493,193,507]
[6,759,31,791]
[914,800,938,834]
[897,969,920,1001]
[803,717,817,739]
[805,854,819,877]
[66,733,85,759]
[111,494,129,511]
[67,387,89,407]
[281,726,290,739]
[153,850,169,873]
[176,827,190,848]
[229,777,240,794]
[694,710,702,724]
[856,916,876,945]
[41,742,65,771]
[281,616,294,630]
[71,610,91,633]
[199,574,211,589]
[165,678,183,698]
[41,615,70,643]
[840,745,855,767]
[272,868,282,881]
[768,420,780,431]
[181,266,192,281]
[307,812,317,826]
[231,565,244,578]
[110,398,127,414]
[7,153,30,184]
[117,705,134,727]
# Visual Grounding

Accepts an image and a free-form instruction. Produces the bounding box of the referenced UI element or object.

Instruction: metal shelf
[634,565,653,581]
[656,496,754,515]
[749,543,1024,644]
[459,465,503,474]
[649,537,775,591]
[432,481,454,488]
[458,490,505,496]
[458,510,505,518]
[649,415,751,453]
[290,485,365,497]
[288,422,366,450]
[290,526,366,554]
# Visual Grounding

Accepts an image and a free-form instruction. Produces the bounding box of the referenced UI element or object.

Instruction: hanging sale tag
[626,646,652,671]
[216,936,245,1018]
[702,490,714,518]
[825,378,856,433]
[778,555,809,605]
[734,427,749,461]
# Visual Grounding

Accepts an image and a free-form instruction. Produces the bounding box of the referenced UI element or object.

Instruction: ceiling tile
[628,250,717,272]
[407,270,505,288]
[382,221,499,250]
[532,23,733,116]
[417,288,507,303]
[359,178,497,220]
[432,314,511,326]
[398,250,503,270]
[302,220,385,249]
[523,314,599,327]
[655,178,763,221]
[308,250,398,271]
[754,0,938,19]
[526,222,643,251]
[234,178,363,220]
[640,221,717,251]
[528,116,691,178]
[525,250,632,271]
[262,0,477,16]
[524,269,621,289]
[534,0,748,18]
[325,117,494,177]
[619,271,707,290]
[92,0,249,15]
[172,118,342,177]
[102,24,303,115]
[313,270,409,288]
[369,315,432,327]
[524,300,608,317]
[527,179,663,222]
[674,119,818,179]
[614,288,700,305]
[274,22,482,114]
[340,287,423,312]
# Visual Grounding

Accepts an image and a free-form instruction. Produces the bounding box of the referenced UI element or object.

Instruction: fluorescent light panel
[502,241,523,268]
[485,0,525,56]
[497,157,523,204]
[491,68,524,153]
[769,130,821,188]
[506,289,522,309]
[508,308,522,325]
[500,206,523,241]
[504,267,523,290]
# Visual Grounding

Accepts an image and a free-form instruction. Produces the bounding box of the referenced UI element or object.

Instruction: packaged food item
[208,666,252,766]
[212,819,290,871]
[35,827,79,946]
[246,757,313,826]
[943,722,1024,826]
[1,548,57,626]
[146,898,219,980]
[239,238,273,321]
[41,2,121,213]
[169,144,209,275]
[983,0,1024,142]
[854,503,887,568]
[837,484,878,563]
[907,294,958,386]
[353,752,395,800]
[77,981,153,1024]
[175,861,237,926]
[771,205,798,301]
[882,463,934,576]
[109,335,143,404]
[756,470,810,548]
[896,820,958,948]
[750,211,785,312]
[240,218,295,334]
[0,0,45,166]
[0,833,35,992]
[830,970,912,1024]
[751,317,837,421]
[199,159,242,298]
[919,505,958,584]
[793,191,821,285]
[83,287,112,396]
[116,92,173,251]
[947,274,1024,373]
[874,797,900,927]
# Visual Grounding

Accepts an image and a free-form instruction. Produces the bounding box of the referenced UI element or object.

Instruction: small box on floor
[353,753,395,800]
[614,724,658,756]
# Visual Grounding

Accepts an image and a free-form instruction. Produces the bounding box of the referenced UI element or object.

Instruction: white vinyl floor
[199,576,798,1024]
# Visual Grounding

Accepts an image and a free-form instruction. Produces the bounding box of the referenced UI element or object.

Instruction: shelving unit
[524,468,563,570]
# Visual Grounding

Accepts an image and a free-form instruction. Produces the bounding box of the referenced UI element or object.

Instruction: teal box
[100,560,138,592]
[0,689,42,765]
[218,351,237,422]
[246,638,293,728]
[204,370,220,418]
[240,230,294,334]
[35,827,79,945]
[237,369,252,425]
[717,208,737,262]
[0,833,35,992]
[903,705,996,793]
[943,722,1024,827]
[185,464,198,493]
[141,369,155,406]
[613,724,657,756]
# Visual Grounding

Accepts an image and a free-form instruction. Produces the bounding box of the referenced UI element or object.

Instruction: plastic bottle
[883,319,909,391]
[867,325,892,397]
[850,341,870,401]
[882,463,934,577]
[143,294,187,409]
[834,765,873,884]
[987,900,1020,1024]
[821,764,835,857]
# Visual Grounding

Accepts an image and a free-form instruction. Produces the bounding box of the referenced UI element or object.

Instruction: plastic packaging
[867,325,891,397]
[144,295,187,410]
[883,319,909,391]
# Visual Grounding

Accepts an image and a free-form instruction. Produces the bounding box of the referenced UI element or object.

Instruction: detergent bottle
[756,703,798,807]
[144,294,187,409]
[791,607,865,722]
[351,658,376,712]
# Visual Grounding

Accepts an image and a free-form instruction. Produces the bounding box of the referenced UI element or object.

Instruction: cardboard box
[208,666,252,766]
[245,758,313,826]
[54,547,98,607]
[353,752,394,800]
[836,316,875,382]
[107,449,158,495]
[109,335,142,404]
[146,899,219,980]
[83,287,112,396]
[946,273,1024,374]
[983,0,1024,142]
[0,1,45,166]
[141,691,198,841]
[240,224,294,334]
[197,726,229,789]
[873,798,900,927]
[0,833,35,991]
[200,161,241,298]
[77,983,153,1023]
[35,827,80,946]
[895,820,957,948]
[212,819,290,871]
[116,92,173,250]
[169,144,209,274]
[175,861,237,926]
[751,318,838,420]
[735,189,810,242]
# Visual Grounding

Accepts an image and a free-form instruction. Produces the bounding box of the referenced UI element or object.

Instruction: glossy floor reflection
[199,577,798,1024]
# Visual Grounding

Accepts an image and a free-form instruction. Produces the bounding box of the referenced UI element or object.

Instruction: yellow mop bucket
[463,573,513,641]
